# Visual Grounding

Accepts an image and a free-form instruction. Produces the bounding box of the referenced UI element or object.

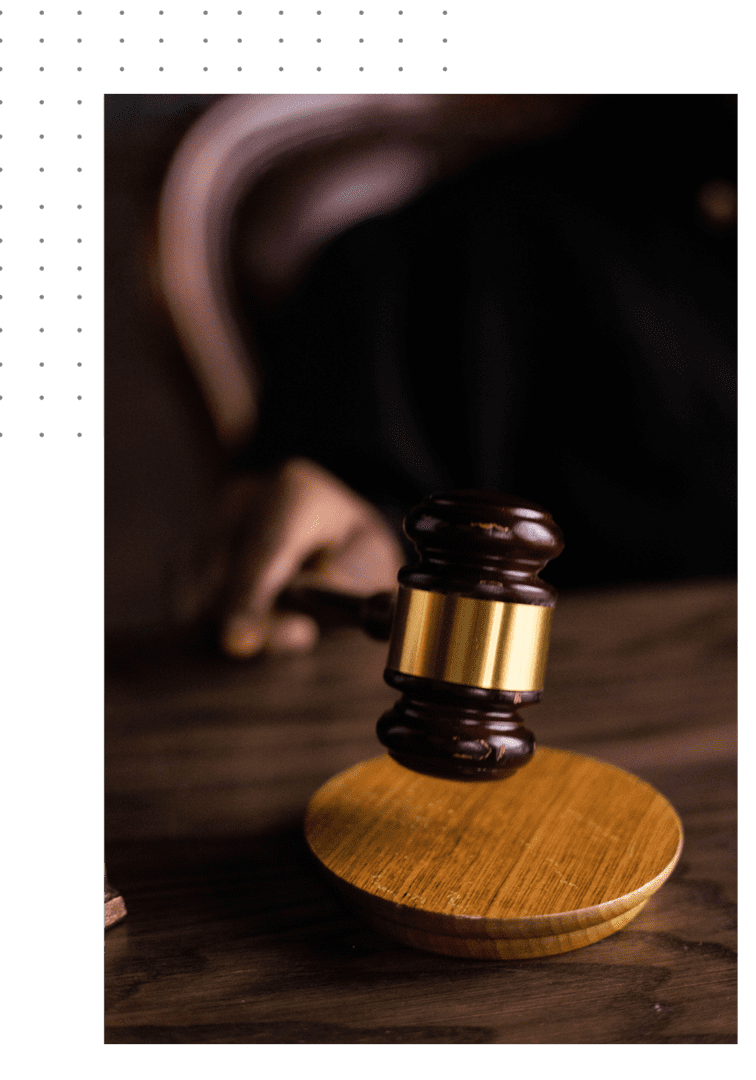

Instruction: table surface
[105,578,737,1044]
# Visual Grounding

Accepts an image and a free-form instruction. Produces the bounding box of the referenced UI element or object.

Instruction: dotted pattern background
[1,4,458,444]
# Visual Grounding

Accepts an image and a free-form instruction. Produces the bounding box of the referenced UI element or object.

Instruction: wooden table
[105,579,737,1043]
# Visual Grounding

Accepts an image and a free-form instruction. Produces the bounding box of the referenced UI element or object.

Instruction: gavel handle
[277,587,396,641]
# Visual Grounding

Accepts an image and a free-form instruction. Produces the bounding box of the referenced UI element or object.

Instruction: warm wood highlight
[305,748,682,959]
[105,580,736,1043]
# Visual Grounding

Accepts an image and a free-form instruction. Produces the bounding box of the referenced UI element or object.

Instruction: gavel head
[377,491,564,780]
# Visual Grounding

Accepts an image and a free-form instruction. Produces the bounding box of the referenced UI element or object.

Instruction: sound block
[305,748,683,959]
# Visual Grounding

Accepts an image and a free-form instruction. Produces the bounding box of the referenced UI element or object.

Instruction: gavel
[287,489,563,781]
[106,488,684,954]
[304,489,682,959]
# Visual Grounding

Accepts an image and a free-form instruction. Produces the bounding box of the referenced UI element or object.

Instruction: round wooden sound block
[305,748,683,959]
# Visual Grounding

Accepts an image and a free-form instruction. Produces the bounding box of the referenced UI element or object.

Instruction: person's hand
[199,459,403,657]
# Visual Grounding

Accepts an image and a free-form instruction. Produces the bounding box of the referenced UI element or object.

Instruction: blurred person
[105,94,736,658]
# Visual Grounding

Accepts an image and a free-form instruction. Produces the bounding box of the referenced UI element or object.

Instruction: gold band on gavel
[386,585,553,691]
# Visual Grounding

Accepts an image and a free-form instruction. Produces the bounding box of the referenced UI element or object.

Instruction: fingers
[292,520,402,596]
[220,458,403,658]
[222,459,361,620]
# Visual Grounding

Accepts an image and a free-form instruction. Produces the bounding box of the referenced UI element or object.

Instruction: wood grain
[105,579,736,1042]
[305,749,682,958]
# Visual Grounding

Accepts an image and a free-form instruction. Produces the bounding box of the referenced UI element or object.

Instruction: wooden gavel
[304,490,683,961]
[286,490,563,781]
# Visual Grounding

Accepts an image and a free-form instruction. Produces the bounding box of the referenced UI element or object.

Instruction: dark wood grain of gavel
[282,490,564,782]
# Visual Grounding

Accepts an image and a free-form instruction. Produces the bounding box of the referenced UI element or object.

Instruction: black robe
[243,95,736,589]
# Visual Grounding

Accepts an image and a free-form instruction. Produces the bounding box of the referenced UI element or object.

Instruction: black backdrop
[240,95,736,588]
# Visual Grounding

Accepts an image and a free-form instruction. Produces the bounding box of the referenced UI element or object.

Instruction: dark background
[105,94,736,634]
